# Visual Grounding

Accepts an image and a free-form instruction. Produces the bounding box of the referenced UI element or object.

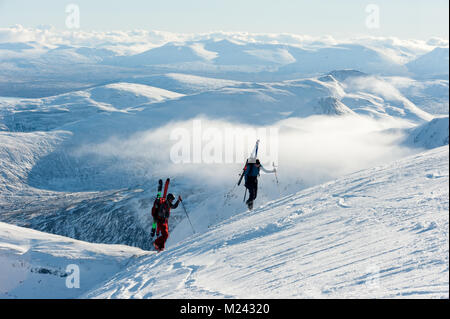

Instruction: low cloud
[345,76,405,101]
[0,25,446,59]
[76,115,415,194]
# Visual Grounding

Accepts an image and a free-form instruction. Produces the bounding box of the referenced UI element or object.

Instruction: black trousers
[245,176,258,203]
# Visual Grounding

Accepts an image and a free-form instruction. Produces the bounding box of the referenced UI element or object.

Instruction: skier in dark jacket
[152,193,181,252]
[244,158,276,210]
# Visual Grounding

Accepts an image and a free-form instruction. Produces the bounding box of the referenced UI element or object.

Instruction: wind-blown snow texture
[0,221,146,298]
[2,147,446,298]
[404,116,449,149]
[83,147,448,299]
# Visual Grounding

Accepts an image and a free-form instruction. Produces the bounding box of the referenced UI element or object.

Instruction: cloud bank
[0,25,447,58]
[75,115,416,195]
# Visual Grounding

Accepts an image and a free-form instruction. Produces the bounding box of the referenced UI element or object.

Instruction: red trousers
[154,220,169,250]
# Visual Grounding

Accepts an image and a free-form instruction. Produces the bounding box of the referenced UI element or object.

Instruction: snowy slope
[88,82,184,109]
[83,146,449,299]
[0,83,183,132]
[0,71,428,190]
[332,71,433,122]
[0,221,146,298]
[0,124,206,251]
[105,40,407,76]
[406,47,449,78]
[0,130,71,194]
[278,44,407,76]
[385,77,449,116]
[125,73,243,94]
[0,71,435,252]
[0,71,431,139]
[404,116,449,149]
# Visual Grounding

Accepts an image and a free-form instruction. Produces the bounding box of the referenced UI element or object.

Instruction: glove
[150,221,156,237]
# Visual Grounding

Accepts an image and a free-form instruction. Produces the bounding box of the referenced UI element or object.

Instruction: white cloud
[75,115,415,193]
[244,48,296,64]
[427,37,449,47]
[0,25,446,60]
[189,43,218,61]
[345,76,405,101]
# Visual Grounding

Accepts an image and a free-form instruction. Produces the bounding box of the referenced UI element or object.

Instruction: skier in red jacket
[152,193,181,252]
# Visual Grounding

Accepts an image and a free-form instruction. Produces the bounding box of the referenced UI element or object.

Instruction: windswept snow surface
[0,221,146,298]
[83,147,449,299]
[404,116,449,149]
[0,83,184,132]
[385,76,449,116]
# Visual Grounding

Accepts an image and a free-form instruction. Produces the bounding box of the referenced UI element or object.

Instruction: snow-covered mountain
[1,71,432,135]
[0,30,448,299]
[386,77,449,116]
[0,71,432,195]
[0,70,440,252]
[0,221,146,298]
[123,73,243,95]
[406,47,449,79]
[1,32,447,98]
[1,146,447,298]
[104,41,405,76]
[403,116,449,149]
[0,83,183,132]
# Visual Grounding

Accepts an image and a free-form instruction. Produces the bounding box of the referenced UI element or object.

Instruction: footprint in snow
[337,198,351,208]
[425,172,444,179]
[411,221,438,234]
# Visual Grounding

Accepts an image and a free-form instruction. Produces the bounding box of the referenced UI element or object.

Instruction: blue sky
[0,0,448,39]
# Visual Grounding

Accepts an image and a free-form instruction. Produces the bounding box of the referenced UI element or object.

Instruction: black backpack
[157,199,170,219]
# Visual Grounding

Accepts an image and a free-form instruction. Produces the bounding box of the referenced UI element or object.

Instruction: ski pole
[243,188,247,202]
[223,182,238,207]
[273,162,281,197]
[180,200,196,234]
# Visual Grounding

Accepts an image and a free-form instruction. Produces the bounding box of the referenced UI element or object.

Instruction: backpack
[157,198,170,220]
[152,198,169,220]
[245,163,260,177]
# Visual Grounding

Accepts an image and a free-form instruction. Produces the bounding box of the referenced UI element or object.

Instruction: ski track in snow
[81,147,449,299]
